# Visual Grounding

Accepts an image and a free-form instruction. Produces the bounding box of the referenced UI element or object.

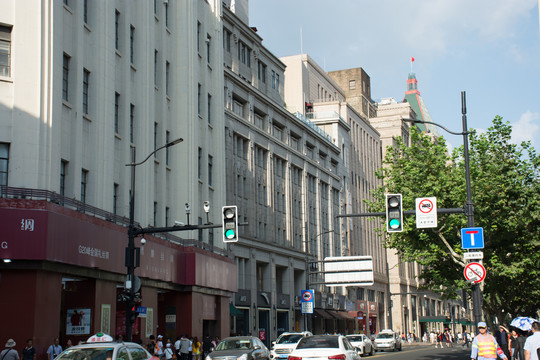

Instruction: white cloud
[511,111,540,145]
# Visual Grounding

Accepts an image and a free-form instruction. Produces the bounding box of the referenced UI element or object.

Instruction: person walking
[471,322,507,360]
[46,338,62,360]
[202,336,212,359]
[21,340,35,360]
[147,335,156,355]
[523,321,540,360]
[164,342,174,360]
[179,335,190,360]
[496,325,511,359]
[155,335,164,360]
[1,339,20,360]
[192,337,201,360]
[509,329,526,360]
[463,330,471,349]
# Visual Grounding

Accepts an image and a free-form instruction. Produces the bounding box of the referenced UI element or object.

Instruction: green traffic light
[389,219,401,229]
[225,229,236,239]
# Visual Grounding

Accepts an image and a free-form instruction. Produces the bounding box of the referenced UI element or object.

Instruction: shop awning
[229,303,243,316]
[335,311,355,320]
[313,309,334,319]
[419,316,451,323]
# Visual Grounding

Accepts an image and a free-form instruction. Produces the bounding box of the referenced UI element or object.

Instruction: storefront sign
[67,308,91,335]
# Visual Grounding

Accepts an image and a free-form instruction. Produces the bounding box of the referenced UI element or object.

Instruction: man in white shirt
[524,322,540,360]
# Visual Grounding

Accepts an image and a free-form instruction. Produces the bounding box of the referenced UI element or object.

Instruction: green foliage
[369,117,540,319]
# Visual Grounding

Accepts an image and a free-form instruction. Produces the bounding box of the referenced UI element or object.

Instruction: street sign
[136,306,147,318]
[323,256,374,286]
[464,262,486,283]
[416,197,437,228]
[461,227,484,249]
[464,252,484,260]
[301,290,314,314]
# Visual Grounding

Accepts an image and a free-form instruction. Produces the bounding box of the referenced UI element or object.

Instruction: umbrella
[510,317,538,331]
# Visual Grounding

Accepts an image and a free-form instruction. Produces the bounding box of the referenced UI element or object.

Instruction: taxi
[56,333,157,360]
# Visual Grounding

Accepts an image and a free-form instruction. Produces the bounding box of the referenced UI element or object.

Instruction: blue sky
[249,0,540,151]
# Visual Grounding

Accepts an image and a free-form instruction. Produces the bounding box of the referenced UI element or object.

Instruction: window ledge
[154,14,160,22]
[83,23,92,32]
[62,100,72,109]
[207,63,212,71]
[115,133,122,140]
[198,114,203,120]
[198,179,203,185]
[166,165,171,171]
[166,95,171,102]
[115,50,122,58]
[154,158,160,165]
[82,114,92,122]
[0,76,13,83]
[166,27,171,35]
[130,63,137,72]
[208,123,213,130]
[154,85,159,91]
[63,4,73,14]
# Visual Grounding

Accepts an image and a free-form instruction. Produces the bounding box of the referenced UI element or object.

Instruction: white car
[56,333,155,360]
[345,334,373,356]
[288,335,361,360]
[270,332,312,359]
[373,330,402,352]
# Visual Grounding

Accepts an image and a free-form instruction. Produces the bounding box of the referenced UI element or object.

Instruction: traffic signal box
[222,205,239,242]
[386,194,403,232]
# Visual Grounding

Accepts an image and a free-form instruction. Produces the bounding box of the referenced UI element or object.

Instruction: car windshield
[57,348,113,360]
[276,335,304,344]
[376,333,394,339]
[345,336,362,341]
[215,340,252,351]
[296,337,338,349]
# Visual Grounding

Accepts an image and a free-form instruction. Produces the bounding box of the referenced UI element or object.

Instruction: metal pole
[126,147,136,341]
[461,92,482,333]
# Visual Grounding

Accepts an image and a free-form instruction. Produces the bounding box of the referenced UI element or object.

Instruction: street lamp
[124,137,183,341]
[403,91,481,333]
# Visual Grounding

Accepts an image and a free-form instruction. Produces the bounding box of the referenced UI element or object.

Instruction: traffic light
[129,304,140,324]
[222,205,238,243]
[385,194,403,232]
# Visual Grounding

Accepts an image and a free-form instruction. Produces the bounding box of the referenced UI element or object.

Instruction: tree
[369,116,540,321]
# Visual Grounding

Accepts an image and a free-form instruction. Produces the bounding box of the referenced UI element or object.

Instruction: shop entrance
[258,309,270,347]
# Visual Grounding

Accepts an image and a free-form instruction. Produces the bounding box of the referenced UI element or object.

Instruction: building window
[114,92,120,133]
[81,169,88,204]
[154,50,158,86]
[198,147,202,179]
[113,183,119,215]
[207,94,212,124]
[223,29,231,52]
[0,25,12,77]
[165,131,170,166]
[165,61,170,95]
[115,10,120,50]
[130,104,135,143]
[208,155,213,186]
[197,83,202,115]
[258,61,266,83]
[349,80,356,90]
[197,22,201,53]
[275,73,280,90]
[63,0,68,6]
[154,122,158,157]
[165,206,170,226]
[62,53,70,101]
[60,159,67,196]
[153,201,158,227]
[130,25,135,64]
[206,34,211,63]
[238,42,251,67]
[271,71,275,89]
[153,0,157,15]
[83,0,88,24]
[165,2,169,27]
[82,68,90,114]
[0,143,10,195]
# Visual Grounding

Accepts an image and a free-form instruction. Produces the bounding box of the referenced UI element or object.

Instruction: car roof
[221,336,256,341]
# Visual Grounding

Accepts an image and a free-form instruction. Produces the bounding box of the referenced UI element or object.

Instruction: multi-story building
[282,56,386,336]
[222,4,351,343]
[0,0,236,348]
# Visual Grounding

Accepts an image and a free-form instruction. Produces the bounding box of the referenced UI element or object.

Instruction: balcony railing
[293,111,334,144]
[0,185,231,257]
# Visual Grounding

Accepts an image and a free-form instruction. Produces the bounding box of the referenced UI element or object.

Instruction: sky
[249,0,540,151]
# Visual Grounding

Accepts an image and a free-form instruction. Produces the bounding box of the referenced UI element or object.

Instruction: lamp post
[403,91,481,333]
[125,137,183,341]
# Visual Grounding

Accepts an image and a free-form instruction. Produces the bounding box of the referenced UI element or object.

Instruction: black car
[206,336,270,360]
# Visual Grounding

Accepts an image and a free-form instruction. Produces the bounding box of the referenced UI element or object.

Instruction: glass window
[129,104,135,143]
[117,348,129,360]
[83,69,90,114]
[0,143,9,194]
[130,25,135,64]
[60,160,67,196]
[128,347,151,360]
[1,25,12,76]
[297,337,339,349]
[81,169,88,203]
[208,155,213,186]
[62,53,70,101]
[115,10,120,50]
[114,92,120,133]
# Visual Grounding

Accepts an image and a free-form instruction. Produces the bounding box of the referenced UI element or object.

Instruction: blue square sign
[461,227,484,249]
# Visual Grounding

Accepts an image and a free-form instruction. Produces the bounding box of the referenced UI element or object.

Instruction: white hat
[157,335,163,339]
[5,339,16,347]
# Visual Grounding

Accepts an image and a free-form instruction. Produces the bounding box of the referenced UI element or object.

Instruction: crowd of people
[145,334,221,360]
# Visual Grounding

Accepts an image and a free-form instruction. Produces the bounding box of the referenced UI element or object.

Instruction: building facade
[0,0,235,352]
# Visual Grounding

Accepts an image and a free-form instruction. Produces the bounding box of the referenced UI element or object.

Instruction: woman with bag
[192,337,201,360]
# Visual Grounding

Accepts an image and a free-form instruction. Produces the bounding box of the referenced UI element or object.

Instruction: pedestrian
[174,337,181,360]
[179,335,190,360]
[164,342,174,360]
[523,321,540,360]
[155,335,164,360]
[470,321,507,360]
[147,335,156,355]
[192,337,201,360]
[202,336,212,359]
[46,338,62,360]
[496,325,511,359]
[22,339,36,360]
[188,337,193,360]
[463,330,471,349]
[509,328,526,360]
[1,339,20,360]
[445,330,452,347]
[65,340,73,349]
[435,330,442,348]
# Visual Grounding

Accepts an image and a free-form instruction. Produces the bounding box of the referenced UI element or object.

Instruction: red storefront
[0,199,237,358]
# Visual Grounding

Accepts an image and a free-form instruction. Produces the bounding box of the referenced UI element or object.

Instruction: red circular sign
[464,262,486,283]
[418,199,434,214]
[302,291,313,301]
